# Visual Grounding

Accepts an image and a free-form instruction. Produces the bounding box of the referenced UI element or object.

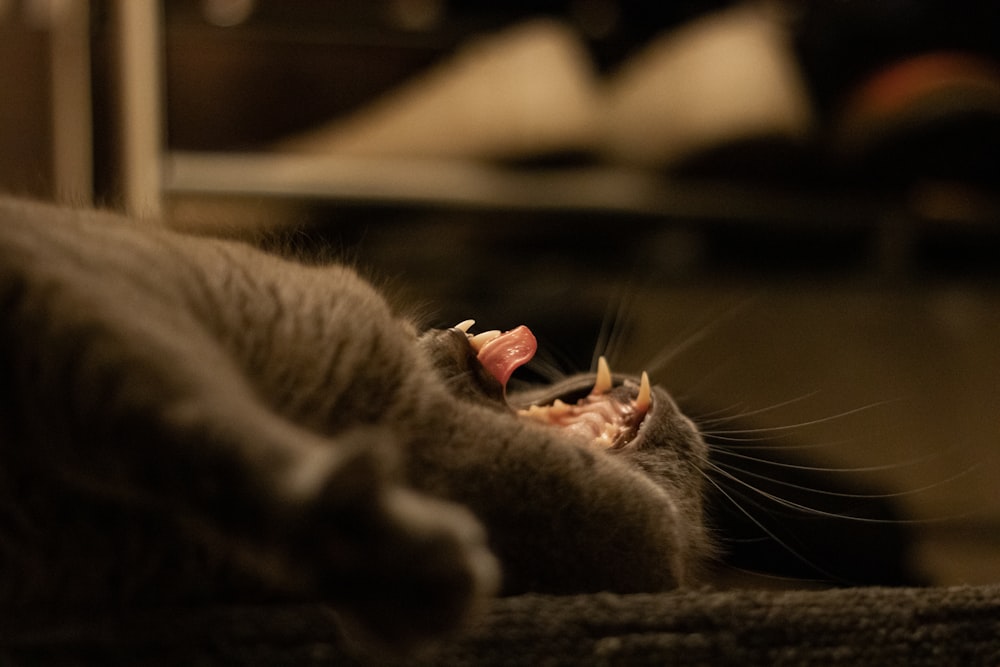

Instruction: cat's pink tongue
[476,325,537,390]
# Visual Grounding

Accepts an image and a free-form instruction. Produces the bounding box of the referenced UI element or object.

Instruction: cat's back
[0,197,427,428]
[0,197,186,292]
[1,196,153,252]
[0,196,285,321]
[0,197,380,310]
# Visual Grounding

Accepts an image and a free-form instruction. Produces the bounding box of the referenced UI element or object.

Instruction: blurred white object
[202,0,255,27]
[279,20,601,160]
[601,4,814,167]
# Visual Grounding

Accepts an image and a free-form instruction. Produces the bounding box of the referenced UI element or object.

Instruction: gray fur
[0,198,708,648]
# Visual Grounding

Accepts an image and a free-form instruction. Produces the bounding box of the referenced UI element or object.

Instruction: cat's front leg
[294,443,501,648]
[5,322,498,648]
[115,404,501,649]
[249,424,501,649]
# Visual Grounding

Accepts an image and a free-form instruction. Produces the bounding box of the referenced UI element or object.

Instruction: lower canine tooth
[454,319,476,333]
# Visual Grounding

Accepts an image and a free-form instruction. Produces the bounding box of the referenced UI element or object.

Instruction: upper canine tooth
[469,329,501,352]
[454,319,476,334]
[593,356,612,395]
[634,371,651,414]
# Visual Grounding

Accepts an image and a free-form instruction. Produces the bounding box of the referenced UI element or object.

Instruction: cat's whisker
[712,458,985,506]
[700,399,901,435]
[592,287,636,370]
[706,459,980,526]
[523,361,568,384]
[712,459,885,501]
[703,431,809,445]
[698,470,855,583]
[669,355,744,405]
[714,562,833,586]
[694,391,824,428]
[706,462,907,525]
[712,447,939,475]
[705,436,865,455]
[684,399,759,424]
[643,295,759,378]
[523,342,574,384]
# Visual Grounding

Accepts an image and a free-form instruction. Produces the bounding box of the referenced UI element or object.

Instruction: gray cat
[0,197,708,648]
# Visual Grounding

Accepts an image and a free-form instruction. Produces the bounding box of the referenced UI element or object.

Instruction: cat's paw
[325,488,500,650]
[282,429,500,649]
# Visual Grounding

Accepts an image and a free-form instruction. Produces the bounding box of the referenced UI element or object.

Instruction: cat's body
[0,198,708,647]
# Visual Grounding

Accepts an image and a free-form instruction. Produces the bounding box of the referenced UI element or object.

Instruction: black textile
[4,585,1000,666]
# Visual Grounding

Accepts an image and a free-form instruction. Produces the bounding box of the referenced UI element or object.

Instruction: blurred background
[2,0,1000,589]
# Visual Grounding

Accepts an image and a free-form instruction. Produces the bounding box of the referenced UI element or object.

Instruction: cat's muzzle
[454,321,652,451]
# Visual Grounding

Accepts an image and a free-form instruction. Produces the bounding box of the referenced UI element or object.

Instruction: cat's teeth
[454,319,476,333]
[469,329,501,352]
[521,404,547,421]
[550,399,572,415]
[635,371,651,414]
[592,356,612,395]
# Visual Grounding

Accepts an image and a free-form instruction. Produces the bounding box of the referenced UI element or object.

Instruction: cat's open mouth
[517,358,651,450]
[456,321,651,450]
